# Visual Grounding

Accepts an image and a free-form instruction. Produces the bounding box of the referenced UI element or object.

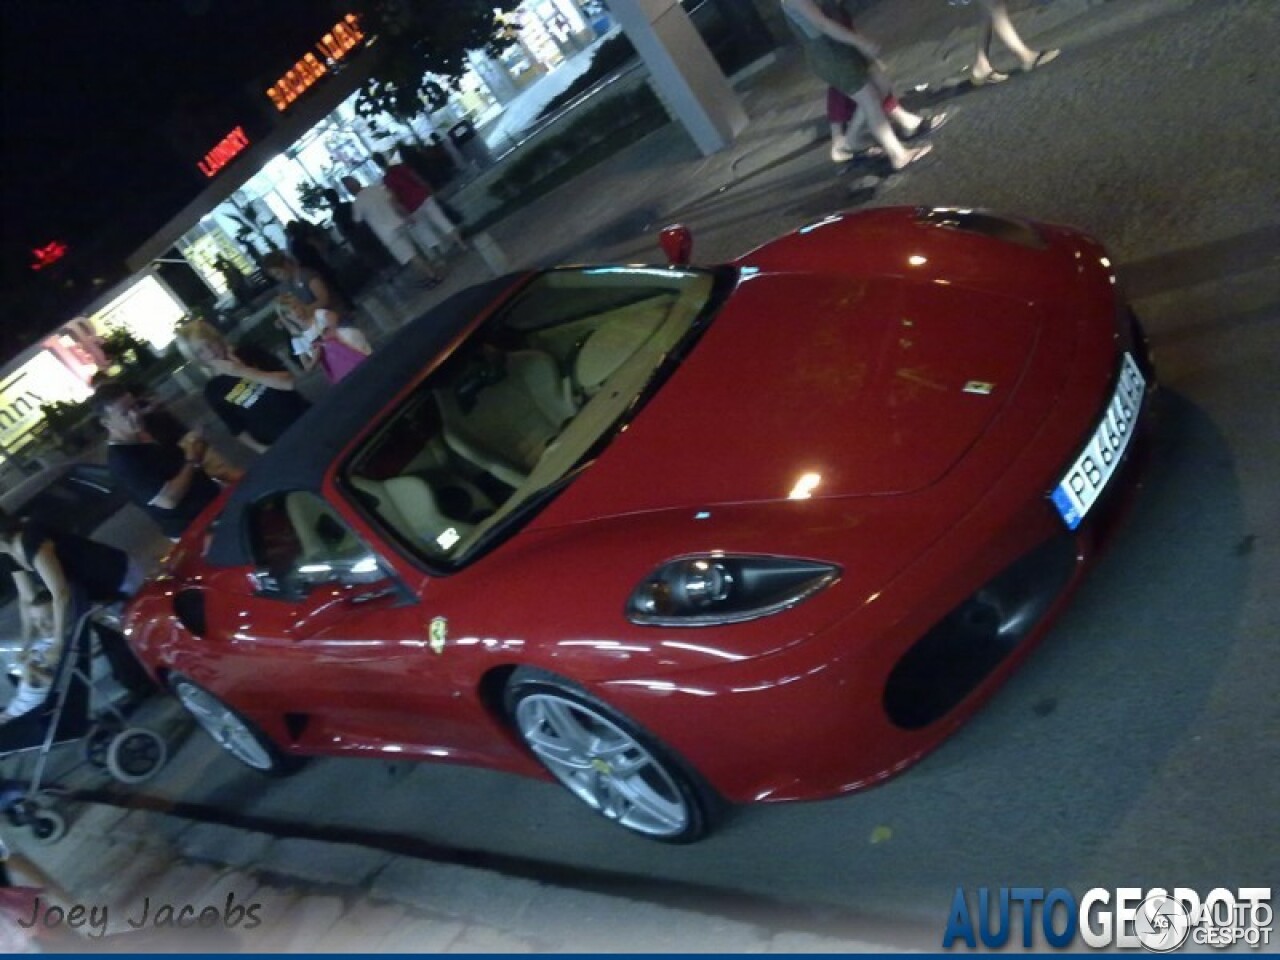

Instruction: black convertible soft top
[205,273,529,568]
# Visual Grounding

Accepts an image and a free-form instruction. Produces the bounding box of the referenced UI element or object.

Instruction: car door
[227,490,479,758]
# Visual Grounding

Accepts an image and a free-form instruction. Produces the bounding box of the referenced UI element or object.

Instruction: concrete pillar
[468,49,520,106]
[606,0,748,156]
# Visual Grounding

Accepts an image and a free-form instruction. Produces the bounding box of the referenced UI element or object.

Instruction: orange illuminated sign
[198,126,251,178]
[267,14,365,112]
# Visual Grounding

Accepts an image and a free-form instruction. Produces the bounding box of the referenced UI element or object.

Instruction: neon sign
[30,241,68,272]
[266,14,365,113]
[198,126,251,178]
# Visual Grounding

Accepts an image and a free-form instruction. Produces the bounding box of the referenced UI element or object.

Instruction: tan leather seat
[574,311,665,397]
[285,491,358,564]
[350,475,472,554]
[435,350,576,489]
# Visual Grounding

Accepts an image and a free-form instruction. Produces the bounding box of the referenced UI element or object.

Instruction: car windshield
[341,266,719,570]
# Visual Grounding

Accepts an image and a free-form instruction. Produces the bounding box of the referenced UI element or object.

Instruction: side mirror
[659,224,694,266]
[254,554,387,597]
[294,553,386,587]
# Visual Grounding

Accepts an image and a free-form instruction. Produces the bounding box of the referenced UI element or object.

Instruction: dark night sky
[0,0,355,357]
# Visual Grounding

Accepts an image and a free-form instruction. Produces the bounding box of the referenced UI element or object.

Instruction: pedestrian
[262,250,372,353]
[173,319,311,453]
[782,0,935,171]
[274,296,370,385]
[373,150,466,256]
[964,0,1060,85]
[93,381,233,541]
[323,186,394,277]
[94,377,242,482]
[819,0,944,163]
[0,515,155,703]
[2,591,60,721]
[342,175,442,287]
[213,255,252,307]
[284,220,355,303]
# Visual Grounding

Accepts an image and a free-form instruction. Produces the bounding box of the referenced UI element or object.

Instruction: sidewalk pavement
[6,795,915,953]
[4,1,1123,952]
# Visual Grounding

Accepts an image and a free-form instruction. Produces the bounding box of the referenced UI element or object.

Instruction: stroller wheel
[29,807,67,845]
[85,721,123,768]
[106,728,168,785]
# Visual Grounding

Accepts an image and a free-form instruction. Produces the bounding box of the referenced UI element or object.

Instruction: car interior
[337,268,718,569]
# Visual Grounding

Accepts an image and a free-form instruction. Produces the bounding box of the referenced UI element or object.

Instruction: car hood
[540,270,1044,524]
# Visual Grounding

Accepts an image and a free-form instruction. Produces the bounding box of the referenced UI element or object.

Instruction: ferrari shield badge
[428,616,448,655]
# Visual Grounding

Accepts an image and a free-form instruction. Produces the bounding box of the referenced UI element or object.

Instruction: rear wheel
[170,676,302,776]
[504,668,717,843]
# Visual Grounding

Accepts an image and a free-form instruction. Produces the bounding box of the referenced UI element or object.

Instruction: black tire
[504,667,719,843]
[169,675,304,777]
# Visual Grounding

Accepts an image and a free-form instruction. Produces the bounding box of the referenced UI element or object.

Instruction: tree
[351,0,523,122]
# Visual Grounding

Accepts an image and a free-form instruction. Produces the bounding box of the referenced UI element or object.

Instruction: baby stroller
[0,606,167,844]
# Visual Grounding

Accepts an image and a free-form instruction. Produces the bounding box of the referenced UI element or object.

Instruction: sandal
[891,143,934,172]
[903,110,951,140]
[971,70,1009,86]
[1021,48,1061,72]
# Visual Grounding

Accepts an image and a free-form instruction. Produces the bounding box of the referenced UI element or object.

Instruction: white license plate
[1051,353,1146,530]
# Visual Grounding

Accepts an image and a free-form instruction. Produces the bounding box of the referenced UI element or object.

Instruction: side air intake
[174,589,207,638]
[916,207,1046,249]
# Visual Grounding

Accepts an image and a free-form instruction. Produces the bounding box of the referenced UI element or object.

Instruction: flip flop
[903,110,951,140]
[971,70,1009,86]
[1022,48,1061,72]
[891,142,934,172]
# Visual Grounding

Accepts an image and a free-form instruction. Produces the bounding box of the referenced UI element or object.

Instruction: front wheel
[170,676,303,777]
[504,668,717,843]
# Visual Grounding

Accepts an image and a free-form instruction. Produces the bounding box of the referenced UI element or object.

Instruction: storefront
[130,0,606,302]
[0,270,187,465]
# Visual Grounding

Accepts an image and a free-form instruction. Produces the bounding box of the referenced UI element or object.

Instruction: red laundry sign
[198,126,251,178]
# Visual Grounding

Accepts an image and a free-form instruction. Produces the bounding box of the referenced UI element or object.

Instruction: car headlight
[627,555,840,626]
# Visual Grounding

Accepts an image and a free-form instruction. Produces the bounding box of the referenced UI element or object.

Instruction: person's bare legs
[410,252,442,284]
[851,84,929,170]
[971,15,1004,83]
[831,121,855,162]
[975,0,1057,73]
[867,68,925,136]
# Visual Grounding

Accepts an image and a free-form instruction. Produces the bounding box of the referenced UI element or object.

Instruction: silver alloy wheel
[513,692,690,838]
[175,682,274,771]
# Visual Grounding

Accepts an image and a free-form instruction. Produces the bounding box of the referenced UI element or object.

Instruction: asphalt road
[22,0,1277,938]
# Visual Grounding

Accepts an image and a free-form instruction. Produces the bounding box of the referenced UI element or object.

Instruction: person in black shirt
[175,320,311,452]
[92,382,228,541]
[323,186,393,275]
[0,512,153,698]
